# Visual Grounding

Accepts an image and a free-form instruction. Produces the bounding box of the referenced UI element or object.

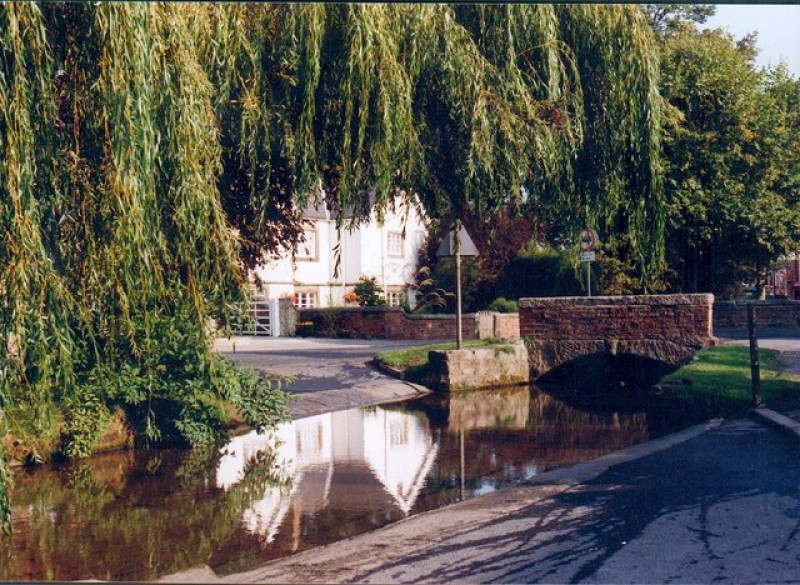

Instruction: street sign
[580,251,596,262]
[579,228,598,252]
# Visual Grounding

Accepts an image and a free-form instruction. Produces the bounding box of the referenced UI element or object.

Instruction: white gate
[237,296,281,337]
[249,298,271,335]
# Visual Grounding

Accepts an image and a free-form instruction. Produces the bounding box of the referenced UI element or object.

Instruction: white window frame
[295,291,318,308]
[387,231,404,257]
[385,288,404,307]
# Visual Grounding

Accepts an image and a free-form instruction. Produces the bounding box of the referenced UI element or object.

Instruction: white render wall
[250,196,428,307]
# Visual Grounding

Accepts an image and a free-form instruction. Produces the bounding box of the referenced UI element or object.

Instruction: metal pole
[586,261,591,297]
[747,304,762,407]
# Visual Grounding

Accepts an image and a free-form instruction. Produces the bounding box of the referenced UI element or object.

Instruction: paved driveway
[214,336,435,419]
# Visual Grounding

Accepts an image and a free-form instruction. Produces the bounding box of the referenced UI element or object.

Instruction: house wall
[250,196,428,308]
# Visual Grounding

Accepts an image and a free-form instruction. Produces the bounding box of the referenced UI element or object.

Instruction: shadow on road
[359,420,800,584]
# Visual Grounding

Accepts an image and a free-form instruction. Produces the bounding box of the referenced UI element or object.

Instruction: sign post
[579,228,598,297]
[437,220,479,349]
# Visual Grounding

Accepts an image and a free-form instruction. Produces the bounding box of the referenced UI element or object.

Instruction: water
[1,383,685,581]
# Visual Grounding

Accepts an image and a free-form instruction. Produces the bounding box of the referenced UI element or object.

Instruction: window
[297,228,318,260]
[387,231,403,257]
[295,291,318,308]
[386,289,404,307]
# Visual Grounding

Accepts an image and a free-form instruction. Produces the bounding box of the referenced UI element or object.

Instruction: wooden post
[456,251,463,350]
[455,220,463,350]
[747,304,762,407]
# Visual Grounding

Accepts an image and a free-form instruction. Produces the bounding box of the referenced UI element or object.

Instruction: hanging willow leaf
[0,3,666,532]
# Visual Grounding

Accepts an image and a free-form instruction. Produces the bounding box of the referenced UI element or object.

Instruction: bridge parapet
[519,294,715,379]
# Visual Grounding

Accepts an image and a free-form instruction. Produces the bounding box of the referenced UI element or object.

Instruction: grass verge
[374,338,515,383]
[658,345,799,419]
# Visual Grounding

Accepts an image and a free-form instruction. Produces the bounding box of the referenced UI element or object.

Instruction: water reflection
[219,408,439,548]
[1,386,661,581]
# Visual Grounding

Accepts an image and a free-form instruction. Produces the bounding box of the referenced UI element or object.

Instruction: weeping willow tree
[0,3,664,531]
[190,4,663,272]
[0,3,288,532]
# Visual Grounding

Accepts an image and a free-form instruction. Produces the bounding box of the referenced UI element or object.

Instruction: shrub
[354,275,385,307]
[296,321,314,337]
[487,297,518,313]
[498,245,584,299]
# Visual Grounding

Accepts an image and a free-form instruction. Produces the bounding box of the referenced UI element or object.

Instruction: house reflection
[216,407,439,544]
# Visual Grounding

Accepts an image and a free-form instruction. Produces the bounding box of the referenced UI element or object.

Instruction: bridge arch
[519,294,715,380]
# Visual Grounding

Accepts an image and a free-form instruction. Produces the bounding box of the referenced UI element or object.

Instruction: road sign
[579,228,598,252]
[580,251,596,262]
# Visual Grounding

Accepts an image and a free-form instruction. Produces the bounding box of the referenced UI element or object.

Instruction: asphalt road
[214,337,434,418]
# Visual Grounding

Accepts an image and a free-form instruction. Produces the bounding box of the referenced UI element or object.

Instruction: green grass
[659,345,799,418]
[374,338,514,381]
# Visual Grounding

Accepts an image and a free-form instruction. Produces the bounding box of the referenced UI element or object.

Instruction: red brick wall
[290,307,519,340]
[519,294,714,342]
[713,300,800,329]
[297,307,488,340]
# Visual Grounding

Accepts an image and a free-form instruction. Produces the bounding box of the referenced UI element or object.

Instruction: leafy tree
[659,28,800,297]
[0,3,669,531]
[198,4,666,278]
[644,4,715,33]
[498,244,584,299]
[0,4,288,533]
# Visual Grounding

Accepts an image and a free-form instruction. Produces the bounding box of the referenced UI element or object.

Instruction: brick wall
[713,300,800,330]
[518,294,714,343]
[296,307,519,341]
[494,313,520,340]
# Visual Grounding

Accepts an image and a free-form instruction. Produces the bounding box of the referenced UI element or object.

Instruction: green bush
[487,297,519,313]
[498,245,584,299]
[428,257,483,312]
[354,275,385,307]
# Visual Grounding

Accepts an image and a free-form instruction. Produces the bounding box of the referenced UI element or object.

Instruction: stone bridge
[519,294,715,379]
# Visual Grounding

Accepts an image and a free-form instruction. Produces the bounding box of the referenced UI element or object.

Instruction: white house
[250,194,428,308]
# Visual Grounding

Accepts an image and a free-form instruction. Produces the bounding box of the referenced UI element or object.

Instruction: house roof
[299,190,425,224]
[301,198,336,221]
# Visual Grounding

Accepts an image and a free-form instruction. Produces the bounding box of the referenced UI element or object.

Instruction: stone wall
[428,342,530,391]
[296,306,520,341]
[278,298,297,336]
[713,299,800,330]
[519,294,714,343]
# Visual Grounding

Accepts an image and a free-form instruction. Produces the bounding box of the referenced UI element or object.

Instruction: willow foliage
[557,5,665,274]
[191,4,663,267]
[0,3,665,531]
[0,4,286,532]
